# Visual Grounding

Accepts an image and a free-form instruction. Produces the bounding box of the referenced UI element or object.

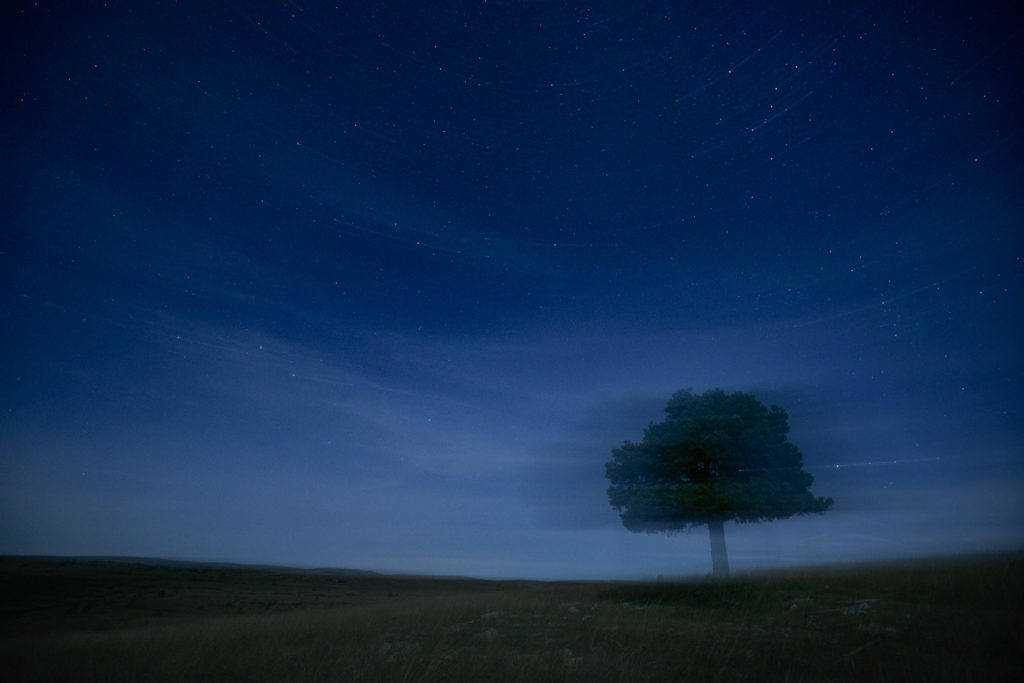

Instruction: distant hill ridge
[0,555,383,577]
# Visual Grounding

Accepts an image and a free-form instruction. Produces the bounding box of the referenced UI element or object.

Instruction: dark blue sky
[3,0,1021,579]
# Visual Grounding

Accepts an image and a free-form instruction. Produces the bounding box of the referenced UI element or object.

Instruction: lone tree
[606,388,833,578]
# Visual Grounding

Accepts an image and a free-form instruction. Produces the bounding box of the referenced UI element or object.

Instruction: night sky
[3,1,1022,579]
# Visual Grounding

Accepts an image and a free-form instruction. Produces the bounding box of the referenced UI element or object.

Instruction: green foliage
[606,388,833,532]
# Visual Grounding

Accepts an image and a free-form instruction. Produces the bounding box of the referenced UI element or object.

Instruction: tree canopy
[606,388,833,576]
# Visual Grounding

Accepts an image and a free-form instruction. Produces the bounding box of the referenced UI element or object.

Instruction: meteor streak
[832,457,941,469]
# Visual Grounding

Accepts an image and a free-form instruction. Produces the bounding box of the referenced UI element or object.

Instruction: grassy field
[1,553,1022,682]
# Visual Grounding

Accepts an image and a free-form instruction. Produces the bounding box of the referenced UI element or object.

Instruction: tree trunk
[707,518,730,578]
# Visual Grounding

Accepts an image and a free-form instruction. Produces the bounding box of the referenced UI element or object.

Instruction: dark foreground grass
[2,553,1022,682]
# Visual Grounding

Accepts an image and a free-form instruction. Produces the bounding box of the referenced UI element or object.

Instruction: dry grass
[2,553,1022,681]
